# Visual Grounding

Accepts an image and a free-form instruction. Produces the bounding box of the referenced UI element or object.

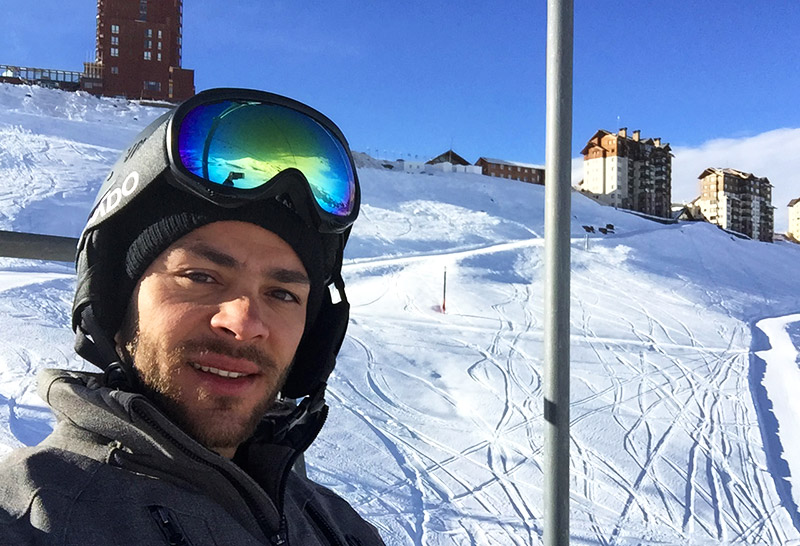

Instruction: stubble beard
[121,327,292,455]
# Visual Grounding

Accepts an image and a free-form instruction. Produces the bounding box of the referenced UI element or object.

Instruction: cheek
[138,298,207,344]
[273,311,308,358]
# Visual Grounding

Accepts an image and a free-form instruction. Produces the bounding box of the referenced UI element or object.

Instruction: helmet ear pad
[282,287,350,399]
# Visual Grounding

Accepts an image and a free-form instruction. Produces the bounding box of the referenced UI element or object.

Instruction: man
[0,88,385,545]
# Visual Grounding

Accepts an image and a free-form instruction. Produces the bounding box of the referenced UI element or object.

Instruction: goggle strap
[331,234,348,304]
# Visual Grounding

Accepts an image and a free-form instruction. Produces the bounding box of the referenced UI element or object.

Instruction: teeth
[190,362,247,379]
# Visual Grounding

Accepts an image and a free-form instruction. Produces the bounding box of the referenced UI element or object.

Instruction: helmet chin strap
[273,384,328,444]
[76,306,139,390]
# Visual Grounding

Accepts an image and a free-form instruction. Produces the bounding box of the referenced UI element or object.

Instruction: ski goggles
[165,88,359,233]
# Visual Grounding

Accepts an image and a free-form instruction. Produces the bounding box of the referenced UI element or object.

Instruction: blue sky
[4,1,800,214]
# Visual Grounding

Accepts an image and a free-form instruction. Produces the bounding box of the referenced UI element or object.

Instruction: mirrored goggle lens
[177,100,355,216]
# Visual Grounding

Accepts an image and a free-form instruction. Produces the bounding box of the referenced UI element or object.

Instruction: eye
[270,288,300,304]
[183,271,216,284]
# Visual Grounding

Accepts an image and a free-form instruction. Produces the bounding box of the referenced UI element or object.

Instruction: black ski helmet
[72,88,360,400]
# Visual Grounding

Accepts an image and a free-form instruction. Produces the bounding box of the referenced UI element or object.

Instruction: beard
[120,325,292,455]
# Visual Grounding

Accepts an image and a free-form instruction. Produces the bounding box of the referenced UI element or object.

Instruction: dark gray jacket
[0,369,385,545]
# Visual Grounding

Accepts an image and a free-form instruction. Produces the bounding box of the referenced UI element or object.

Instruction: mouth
[189,361,253,379]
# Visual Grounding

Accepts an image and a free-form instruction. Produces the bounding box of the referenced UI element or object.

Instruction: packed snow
[1,83,800,545]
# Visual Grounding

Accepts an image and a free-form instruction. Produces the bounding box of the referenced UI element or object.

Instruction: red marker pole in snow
[543,0,573,545]
[442,266,447,313]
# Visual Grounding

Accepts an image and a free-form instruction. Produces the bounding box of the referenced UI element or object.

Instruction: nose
[209,296,269,341]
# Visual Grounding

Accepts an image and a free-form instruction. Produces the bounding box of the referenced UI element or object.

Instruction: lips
[189,362,249,379]
[187,351,262,381]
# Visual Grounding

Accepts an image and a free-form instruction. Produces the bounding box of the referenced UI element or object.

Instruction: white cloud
[572,128,800,233]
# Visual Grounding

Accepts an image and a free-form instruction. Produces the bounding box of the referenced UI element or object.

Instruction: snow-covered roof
[477,157,545,170]
[700,167,770,182]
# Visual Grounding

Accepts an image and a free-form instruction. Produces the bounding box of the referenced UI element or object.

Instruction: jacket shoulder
[0,446,102,516]
[0,445,103,543]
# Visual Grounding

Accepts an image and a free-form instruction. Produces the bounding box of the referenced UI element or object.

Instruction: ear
[114,292,140,357]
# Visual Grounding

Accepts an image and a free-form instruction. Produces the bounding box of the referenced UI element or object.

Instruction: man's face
[118,221,310,458]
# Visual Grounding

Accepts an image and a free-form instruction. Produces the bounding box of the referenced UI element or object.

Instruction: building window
[110,47,119,57]
[157,53,162,62]
[139,0,148,21]
[158,41,162,50]
[158,30,163,39]
[111,66,119,74]
[146,29,153,38]
[145,39,153,49]
[111,36,119,45]
[111,24,119,34]
[144,81,161,92]
[144,51,152,60]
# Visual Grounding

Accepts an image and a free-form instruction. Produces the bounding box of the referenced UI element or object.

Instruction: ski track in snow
[315,232,800,545]
[3,84,800,545]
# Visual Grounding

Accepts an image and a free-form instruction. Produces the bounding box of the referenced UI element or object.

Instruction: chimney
[632,130,640,142]
[618,127,627,138]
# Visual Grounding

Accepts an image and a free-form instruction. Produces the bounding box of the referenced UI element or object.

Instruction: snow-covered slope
[2,83,800,545]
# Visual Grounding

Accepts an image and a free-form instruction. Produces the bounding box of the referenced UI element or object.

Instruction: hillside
[1,83,800,545]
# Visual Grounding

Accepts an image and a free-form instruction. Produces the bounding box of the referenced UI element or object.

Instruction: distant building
[696,168,774,242]
[426,150,471,166]
[413,150,479,175]
[2,1,193,100]
[475,157,545,184]
[671,200,703,222]
[83,0,194,100]
[579,128,672,218]
[788,197,800,241]
[398,159,427,173]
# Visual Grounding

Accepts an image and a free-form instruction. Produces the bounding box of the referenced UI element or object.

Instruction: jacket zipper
[130,403,283,544]
[269,515,289,545]
[276,406,328,514]
[149,505,193,546]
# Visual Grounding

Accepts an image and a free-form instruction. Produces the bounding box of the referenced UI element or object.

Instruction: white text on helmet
[88,172,140,226]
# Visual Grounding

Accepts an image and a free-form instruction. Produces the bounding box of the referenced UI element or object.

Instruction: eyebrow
[185,242,310,285]
[187,242,238,268]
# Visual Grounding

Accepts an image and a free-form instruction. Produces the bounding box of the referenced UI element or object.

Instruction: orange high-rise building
[83,0,194,100]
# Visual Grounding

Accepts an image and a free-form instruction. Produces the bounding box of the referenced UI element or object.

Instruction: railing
[0,230,78,262]
[0,64,83,85]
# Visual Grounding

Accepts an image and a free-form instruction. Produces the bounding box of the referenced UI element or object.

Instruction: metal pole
[543,0,573,544]
[442,266,447,313]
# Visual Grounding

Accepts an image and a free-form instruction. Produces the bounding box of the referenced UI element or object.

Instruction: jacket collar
[38,368,328,537]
